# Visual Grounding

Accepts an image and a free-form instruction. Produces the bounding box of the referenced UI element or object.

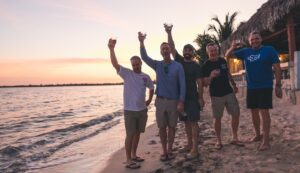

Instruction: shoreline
[0,83,123,88]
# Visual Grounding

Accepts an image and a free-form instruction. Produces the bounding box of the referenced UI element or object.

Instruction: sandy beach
[101,89,300,173]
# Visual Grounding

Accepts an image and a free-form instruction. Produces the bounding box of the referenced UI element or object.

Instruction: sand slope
[102,90,300,173]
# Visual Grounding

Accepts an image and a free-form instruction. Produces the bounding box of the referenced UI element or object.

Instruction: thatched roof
[221,0,300,54]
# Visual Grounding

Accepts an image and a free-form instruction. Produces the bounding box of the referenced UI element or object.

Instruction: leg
[159,127,168,155]
[249,108,261,142]
[211,96,225,148]
[125,134,134,163]
[167,126,176,153]
[214,117,222,148]
[184,121,192,151]
[225,93,241,142]
[231,115,239,141]
[259,109,271,150]
[131,133,140,158]
[132,109,148,160]
[190,122,199,154]
[124,111,137,163]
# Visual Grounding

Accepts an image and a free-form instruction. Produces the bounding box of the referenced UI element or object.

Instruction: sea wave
[0,110,123,173]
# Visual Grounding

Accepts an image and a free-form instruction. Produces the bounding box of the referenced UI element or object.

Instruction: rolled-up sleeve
[140,47,156,70]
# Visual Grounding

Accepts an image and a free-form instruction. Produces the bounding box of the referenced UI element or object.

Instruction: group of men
[108,25,282,169]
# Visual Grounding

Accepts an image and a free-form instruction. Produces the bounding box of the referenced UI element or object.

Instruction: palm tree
[194,31,216,64]
[208,12,238,44]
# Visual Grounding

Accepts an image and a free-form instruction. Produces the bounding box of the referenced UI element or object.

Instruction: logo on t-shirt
[221,64,227,69]
[142,77,148,86]
[247,54,260,62]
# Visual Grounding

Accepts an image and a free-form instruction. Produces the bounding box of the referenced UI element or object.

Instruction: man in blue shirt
[226,31,282,151]
[138,32,186,161]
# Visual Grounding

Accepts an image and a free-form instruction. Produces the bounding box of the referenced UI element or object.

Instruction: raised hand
[138,32,147,42]
[164,23,173,33]
[210,69,221,78]
[230,39,240,49]
[108,38,117,49]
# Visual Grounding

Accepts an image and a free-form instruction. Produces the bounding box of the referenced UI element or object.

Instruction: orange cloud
[0,57,120,85]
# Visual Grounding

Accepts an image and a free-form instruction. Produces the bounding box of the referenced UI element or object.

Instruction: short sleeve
[269,47,280,64]
[202,63,210,77]
[234,48,247,60]
[196,64,203,79]
[118,66,131,79]
[146,75,154,90]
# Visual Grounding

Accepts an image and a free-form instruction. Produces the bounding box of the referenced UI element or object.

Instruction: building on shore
[221,0,300,104]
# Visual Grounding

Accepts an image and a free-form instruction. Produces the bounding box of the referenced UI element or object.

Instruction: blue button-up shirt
[140,47,186,101]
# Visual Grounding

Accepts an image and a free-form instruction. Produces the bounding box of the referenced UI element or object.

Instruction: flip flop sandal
[132,156,145,162]
[186,153,199,160]
[230,140,245,147]
[215,143,223,150]
[125,162,140,169]
[160,154,168,161]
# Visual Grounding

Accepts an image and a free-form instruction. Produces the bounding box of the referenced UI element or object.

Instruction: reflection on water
[0,85,144,172]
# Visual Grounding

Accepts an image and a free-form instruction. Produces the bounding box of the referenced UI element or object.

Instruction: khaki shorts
[155,97,178,128]
[211,93,240,118]
[124,108,148,136]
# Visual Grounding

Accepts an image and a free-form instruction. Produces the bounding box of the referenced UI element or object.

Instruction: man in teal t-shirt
[226,31,282,151]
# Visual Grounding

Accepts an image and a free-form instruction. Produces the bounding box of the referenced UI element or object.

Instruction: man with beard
[203,43,243,149]
[108,38,154,169]
[164,24,204,159]
[138,32,186,161]
[225,31,282,151]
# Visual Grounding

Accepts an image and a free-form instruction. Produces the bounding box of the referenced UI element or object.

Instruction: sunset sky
[0,0,267,85]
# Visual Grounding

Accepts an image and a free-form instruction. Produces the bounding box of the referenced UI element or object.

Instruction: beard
[183,54,192,60]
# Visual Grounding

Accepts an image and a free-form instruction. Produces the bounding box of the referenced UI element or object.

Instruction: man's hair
[130,56,141,61]
[206,42,219,52]
[183,44,195,51]
[160,42,169,47]
[249,31,261,38]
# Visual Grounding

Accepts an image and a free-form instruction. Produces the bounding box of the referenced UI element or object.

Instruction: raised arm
[273,63,282,98]
[225,41,239,58]
[164,23,177,57]
[138,32,156,69]
[108,38,120,72]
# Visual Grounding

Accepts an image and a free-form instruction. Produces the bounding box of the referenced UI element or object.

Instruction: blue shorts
[179,100,200,122]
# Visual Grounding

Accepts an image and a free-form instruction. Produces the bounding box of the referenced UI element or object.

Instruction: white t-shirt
[118,66,154,111]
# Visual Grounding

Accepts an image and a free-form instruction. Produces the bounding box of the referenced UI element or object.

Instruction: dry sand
[102,89,300,173]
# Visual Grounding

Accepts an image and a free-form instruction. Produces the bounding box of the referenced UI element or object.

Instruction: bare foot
[229,140,245,147]
[248,135,262,143]
[215,143,223,150]
[258,144,270,151]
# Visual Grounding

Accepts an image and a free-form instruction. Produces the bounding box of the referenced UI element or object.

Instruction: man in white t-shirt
[108,38,154,169]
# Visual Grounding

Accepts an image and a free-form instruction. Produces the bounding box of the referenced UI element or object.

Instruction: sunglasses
[164,65,168,74]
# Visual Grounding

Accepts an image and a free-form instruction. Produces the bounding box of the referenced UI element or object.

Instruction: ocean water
[0,85,155,173]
